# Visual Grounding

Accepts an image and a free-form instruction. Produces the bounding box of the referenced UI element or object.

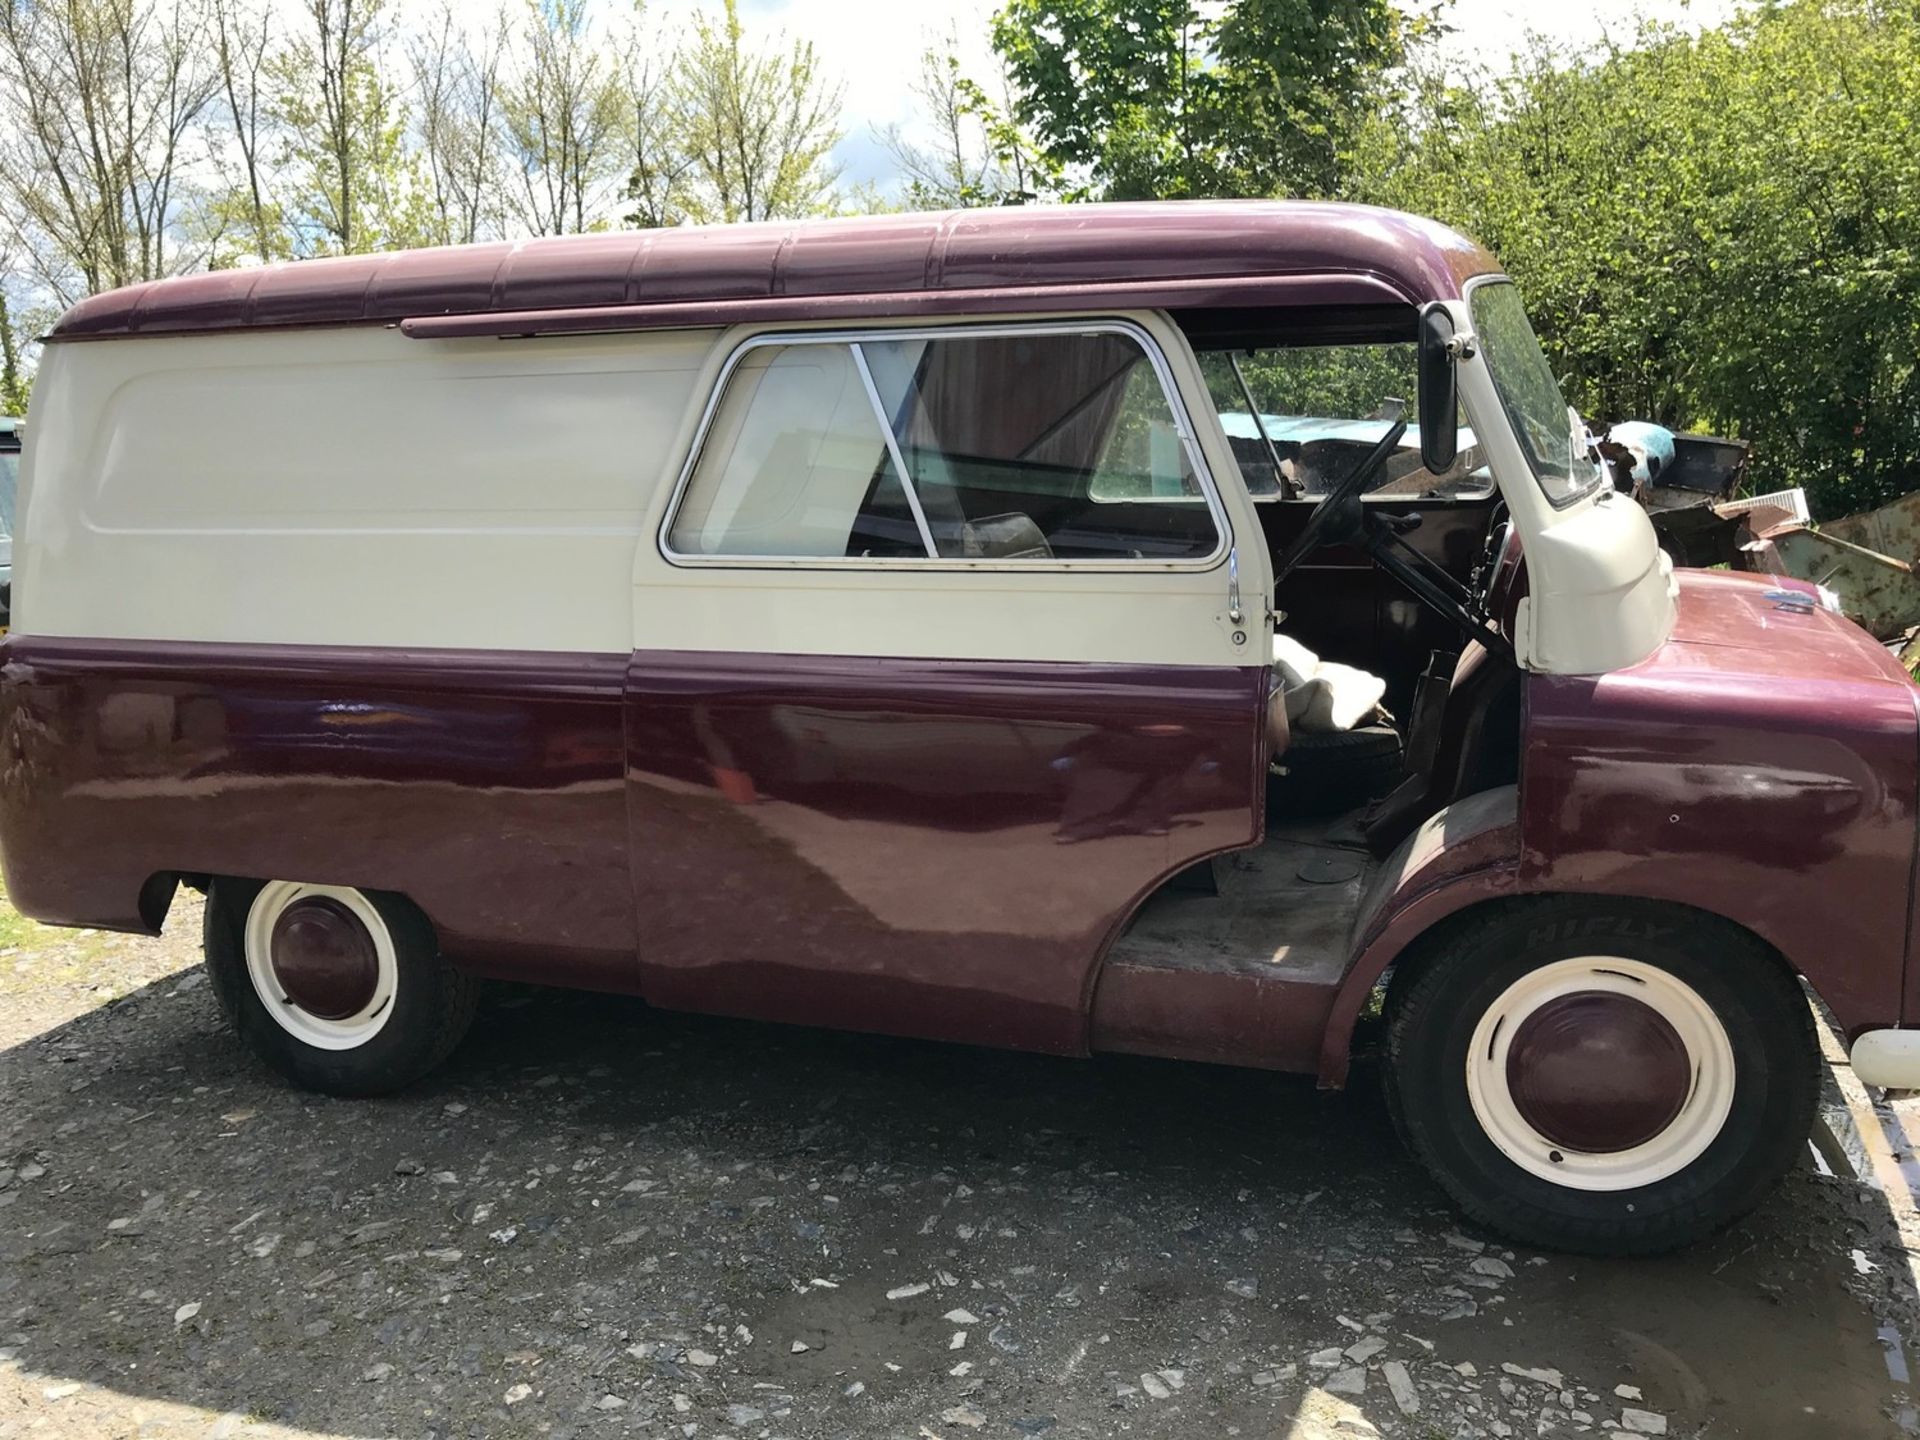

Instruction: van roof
[47,201,1499,344]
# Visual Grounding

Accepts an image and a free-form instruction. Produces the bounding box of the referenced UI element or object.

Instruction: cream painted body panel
[1515,489,1679,674]
[1443,291,1676,675]
[629,564,1252,666]
[21,309,1258,668]
[628,310,1261,667]
[20,326,719,654]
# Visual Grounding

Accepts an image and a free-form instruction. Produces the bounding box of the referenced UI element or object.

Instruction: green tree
[0,293,28,417]
[209,0,286,265]
[1360,0,1920,518]
[501,0,628,235]
[411,3,507,246]
[989,0,1411,201]
[1212,0,1417,199]
[0,0,219,298]
[880,30,1029,209]
[628,0,842,227]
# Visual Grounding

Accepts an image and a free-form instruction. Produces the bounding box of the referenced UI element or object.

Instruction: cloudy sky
[620,0,1741,188]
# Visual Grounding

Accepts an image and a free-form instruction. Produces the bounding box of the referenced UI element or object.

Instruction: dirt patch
[0,892,1916,1439]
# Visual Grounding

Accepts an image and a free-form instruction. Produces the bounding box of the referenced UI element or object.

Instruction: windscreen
[1468,280,1599,507]
[0,449,16,537]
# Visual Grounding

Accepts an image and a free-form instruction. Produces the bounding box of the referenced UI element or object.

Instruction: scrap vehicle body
[2,200,1914,1253]
[1739,487,1920,649]
[1606,427,1754,569]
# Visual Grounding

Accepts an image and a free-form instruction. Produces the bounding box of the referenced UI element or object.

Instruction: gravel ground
[2,890,1919,1440]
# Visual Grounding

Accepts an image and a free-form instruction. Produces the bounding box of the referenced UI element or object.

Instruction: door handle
[1228,546,1244,626]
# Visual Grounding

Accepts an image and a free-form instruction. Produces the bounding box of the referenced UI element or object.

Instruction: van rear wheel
[1386,898,1817,1256]
[203,878,477,1096]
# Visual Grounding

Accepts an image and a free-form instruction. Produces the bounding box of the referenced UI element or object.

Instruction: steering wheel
[1270,417,1408,585]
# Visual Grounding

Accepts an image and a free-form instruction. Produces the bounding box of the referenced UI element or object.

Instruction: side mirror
[1417,304,1459,475]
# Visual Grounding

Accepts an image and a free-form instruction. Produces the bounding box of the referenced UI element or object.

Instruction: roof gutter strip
[394,273,1419,340]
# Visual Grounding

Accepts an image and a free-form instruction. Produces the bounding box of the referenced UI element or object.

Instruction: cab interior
[1106,306,1527,988]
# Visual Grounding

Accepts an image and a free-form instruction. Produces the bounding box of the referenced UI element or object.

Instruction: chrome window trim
[847,340,939,558]
[658,318,1233,572]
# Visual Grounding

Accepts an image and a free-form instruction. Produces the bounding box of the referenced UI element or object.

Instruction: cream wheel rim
[242,882,399,1050]
[1464,957,1736,1192]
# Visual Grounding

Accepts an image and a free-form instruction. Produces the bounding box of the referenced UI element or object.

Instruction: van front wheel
[204,878,477,1096]
[1386,899,1817,1256]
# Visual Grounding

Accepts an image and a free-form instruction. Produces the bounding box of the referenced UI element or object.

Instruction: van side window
[666,326,1222,564]
[667,345,926,558]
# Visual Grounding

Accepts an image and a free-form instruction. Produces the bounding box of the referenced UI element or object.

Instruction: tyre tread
[203,878,477,1096]
[1385,897,1818,1256]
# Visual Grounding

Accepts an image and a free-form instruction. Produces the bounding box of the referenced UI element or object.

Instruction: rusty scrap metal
[1740,490,1920,644]
[1599,420,1920,647]
[1603,430,1753,569]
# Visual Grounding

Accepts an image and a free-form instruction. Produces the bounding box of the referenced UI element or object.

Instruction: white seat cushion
[1271,634,1388,733]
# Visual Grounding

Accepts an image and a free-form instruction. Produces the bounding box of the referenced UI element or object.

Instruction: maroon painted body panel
[1323,570,1920,1081]
[396,274,1407,341]
[0,637,640,989]
[3,570,1913,1082]
[1319,784,1522,1084]
[1523,571,1920,1038]
[0,635,1268,1055]
[47,202,1501,342]
[621,651,1269,1055]
[1089,963,1335,1071]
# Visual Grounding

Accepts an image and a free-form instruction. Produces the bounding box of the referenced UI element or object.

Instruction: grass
[0,872,133,998]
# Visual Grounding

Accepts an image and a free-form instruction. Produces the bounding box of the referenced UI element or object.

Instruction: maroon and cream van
[4,201,1913,1254]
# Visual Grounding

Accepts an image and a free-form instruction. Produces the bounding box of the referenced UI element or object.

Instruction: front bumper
[1851,1029,1920,1088]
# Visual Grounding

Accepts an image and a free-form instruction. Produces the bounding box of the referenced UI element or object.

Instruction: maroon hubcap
[269,897,379,1020]
[1505,991,1693,1154]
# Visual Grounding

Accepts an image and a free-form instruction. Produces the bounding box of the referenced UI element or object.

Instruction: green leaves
[271,0,434,255]
[628,0,844,227]
[991,0,1407,201]
[1359,1,1920,519]
[0,294,27,418]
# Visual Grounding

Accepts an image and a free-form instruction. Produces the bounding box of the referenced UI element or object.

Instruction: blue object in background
[1608,420,1677,485]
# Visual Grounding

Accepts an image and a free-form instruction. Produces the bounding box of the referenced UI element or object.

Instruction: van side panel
[4,326,713,989]
[0,636,639,989]
[624,650,1270,1054]
[17,328,715,652]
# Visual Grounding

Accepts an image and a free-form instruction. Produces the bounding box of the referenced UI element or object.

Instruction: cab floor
[1105,817,1376,985]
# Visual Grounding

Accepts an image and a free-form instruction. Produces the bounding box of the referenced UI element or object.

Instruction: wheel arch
[1313,780,1828,1087]
[1317,785,1522,1087]
[1320,885,1812,1088]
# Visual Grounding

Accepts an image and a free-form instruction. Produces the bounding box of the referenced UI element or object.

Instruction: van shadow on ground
[0,964,1913,1439]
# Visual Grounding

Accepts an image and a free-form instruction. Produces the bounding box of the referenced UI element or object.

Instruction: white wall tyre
[1386,898,1818,1256]
[204,878,478,1096]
